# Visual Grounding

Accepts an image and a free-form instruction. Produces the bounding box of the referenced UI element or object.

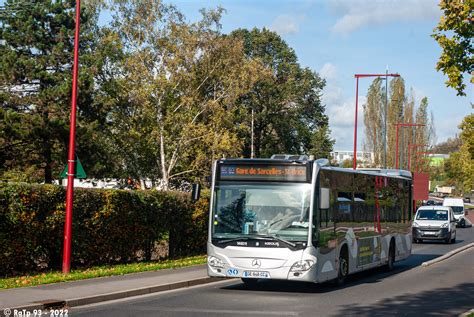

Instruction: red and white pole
[63,0,81,274]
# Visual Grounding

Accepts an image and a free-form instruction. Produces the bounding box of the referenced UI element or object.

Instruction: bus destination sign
[219,164,308,182]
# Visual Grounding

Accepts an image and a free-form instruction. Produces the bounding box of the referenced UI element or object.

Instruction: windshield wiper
[253,234,297,248]
[215,235,297,248]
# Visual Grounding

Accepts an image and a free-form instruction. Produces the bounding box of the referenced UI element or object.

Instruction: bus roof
[217,158,412,180]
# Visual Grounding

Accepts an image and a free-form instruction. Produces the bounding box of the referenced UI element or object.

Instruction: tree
[363,77,435,170]
[432,0,473,96]
[363,78,384,166]
[107,1,262,189]
[230,28,333,159]
[0,0,113,183]
[438,115,473,194]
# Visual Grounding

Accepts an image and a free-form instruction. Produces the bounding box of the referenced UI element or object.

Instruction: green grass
[0,255,206,290]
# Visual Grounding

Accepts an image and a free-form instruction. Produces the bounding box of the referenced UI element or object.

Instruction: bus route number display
[219,165,308,182]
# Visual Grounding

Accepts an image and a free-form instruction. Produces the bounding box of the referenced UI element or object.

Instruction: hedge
[0,183,209,277]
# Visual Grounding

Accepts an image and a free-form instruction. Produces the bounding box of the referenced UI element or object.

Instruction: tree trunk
[159,129,169,190]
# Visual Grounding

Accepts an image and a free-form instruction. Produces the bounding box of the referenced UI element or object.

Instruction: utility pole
[63,0,81,274]
[383,68,388,169]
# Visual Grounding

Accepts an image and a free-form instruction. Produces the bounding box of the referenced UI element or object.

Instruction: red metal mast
[63,0,81,274]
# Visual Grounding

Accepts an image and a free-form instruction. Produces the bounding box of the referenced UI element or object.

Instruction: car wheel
[241,278,259,287]
[445,233,451,244]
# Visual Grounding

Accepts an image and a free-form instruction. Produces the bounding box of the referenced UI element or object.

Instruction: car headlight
[441,222,448,228]
[290,260,315,272]
[412,222,419,228]
[208,256,224,268]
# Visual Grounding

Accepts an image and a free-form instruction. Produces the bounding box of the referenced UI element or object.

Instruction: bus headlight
[208,256,225,268]
[441,222,448,228]
[290,260,315,272]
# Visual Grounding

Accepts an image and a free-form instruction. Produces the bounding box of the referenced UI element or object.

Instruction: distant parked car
[443,198,466,228]
[426,200,435,206]
[412,206,457,244]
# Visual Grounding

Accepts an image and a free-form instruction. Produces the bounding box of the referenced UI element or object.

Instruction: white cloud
[329,0,440,35]
[270,15,301,36]
[319,63,366,149]
[320,62,338,81]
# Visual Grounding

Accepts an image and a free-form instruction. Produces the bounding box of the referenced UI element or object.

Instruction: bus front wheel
[335,248,348,286]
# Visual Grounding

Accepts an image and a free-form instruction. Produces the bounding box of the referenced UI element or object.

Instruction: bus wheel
[386,241,395,271]
[241,278,259,287]
[335,249,348,286]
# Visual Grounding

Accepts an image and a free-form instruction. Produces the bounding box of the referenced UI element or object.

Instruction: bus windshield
[212,184,311,242]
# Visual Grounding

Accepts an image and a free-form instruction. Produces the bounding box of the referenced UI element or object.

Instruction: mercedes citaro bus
[207,155,413,285]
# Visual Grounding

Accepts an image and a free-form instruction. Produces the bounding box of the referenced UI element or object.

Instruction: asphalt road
[73,227,474,317]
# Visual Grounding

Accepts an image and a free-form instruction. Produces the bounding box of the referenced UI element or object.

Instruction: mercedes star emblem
[252,259,261,268]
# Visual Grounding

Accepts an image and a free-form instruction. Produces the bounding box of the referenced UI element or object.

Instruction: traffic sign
[60,156,87,179]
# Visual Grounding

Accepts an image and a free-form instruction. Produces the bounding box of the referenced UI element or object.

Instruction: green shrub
[0,183,210,277]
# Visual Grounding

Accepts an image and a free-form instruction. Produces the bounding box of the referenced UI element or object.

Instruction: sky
[144,0,472,151]
[3,0,471,151]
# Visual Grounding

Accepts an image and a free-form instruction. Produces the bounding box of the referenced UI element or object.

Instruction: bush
[0,183,210,277]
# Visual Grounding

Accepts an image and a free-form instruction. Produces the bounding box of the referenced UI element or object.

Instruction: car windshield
[416,209,448,221]
[450,206,464,214]
[212,183,311,242]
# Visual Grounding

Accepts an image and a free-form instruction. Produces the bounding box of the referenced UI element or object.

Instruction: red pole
[353,77,359,170]
[395,124,400,169]
[63,0,81,274]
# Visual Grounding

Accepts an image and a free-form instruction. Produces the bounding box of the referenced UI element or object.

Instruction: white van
[443,198,466,227]
[412,206,457,244]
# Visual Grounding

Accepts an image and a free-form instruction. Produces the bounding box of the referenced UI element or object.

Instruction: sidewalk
[0,264,220,311]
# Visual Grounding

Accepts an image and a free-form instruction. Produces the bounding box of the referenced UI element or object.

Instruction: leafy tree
[443,115,473,194]
[107,1,262,189]
[363,77,435,170]
[363,78,384,166]
[432,136,462,154]
[432,0,473,96]
[230,28,333,159]
[0,0,114,183]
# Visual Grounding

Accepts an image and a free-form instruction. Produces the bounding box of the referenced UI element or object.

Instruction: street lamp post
[62,0,81,274]
[353,73,400,170]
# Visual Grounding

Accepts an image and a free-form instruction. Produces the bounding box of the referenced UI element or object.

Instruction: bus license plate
[243,271,270,279]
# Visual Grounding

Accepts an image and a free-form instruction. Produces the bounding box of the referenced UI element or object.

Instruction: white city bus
[207,156,413,285]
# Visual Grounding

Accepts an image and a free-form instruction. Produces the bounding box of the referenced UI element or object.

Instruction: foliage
[0,0,121,183]
[0,255,206,289]
[445,114,474,193]
[432,136,462,154]
[101,2,263,189]
[363,77,435,170]
[229,28,334,159]
[0,183,209,277]
[432,0,473,96]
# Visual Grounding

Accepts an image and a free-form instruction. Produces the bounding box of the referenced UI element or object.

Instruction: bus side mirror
[320,187,330,209]
[191,184,201,202]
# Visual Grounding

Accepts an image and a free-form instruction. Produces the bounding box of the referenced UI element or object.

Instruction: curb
[459,308,474,317]
[8,276,224,312]
[421,242,474,267]
[460,308,474,317]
